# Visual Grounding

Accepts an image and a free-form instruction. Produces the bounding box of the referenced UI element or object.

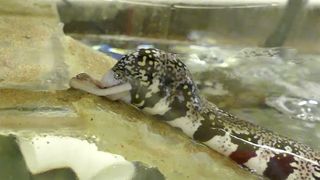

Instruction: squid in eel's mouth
[69,72,132,102]
[70,48,320,180]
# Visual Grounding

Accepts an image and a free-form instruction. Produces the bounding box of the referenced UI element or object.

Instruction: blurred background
[59,0,320,52]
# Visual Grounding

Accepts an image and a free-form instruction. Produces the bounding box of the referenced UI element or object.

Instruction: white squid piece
[69,72,131,103]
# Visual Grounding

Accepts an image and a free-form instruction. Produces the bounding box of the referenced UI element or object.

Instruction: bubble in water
[265,96,320,123]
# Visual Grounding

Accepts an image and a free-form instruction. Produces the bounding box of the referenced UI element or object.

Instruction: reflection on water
[266,96,320,123]
[0,106,77,117]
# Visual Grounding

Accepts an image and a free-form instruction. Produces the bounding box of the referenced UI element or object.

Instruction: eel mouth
[69,73,132,97]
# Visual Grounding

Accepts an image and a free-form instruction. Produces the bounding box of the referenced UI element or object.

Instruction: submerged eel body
[70,48,320,180]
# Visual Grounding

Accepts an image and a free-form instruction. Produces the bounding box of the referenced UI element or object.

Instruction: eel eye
[114,73,120,79]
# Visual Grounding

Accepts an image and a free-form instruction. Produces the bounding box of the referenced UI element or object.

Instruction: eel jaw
[69,72,132,103]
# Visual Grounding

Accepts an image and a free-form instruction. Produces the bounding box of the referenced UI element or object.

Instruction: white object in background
[17,135,135,180]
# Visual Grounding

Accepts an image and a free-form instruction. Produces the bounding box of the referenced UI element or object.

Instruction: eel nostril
[76,73,91,80]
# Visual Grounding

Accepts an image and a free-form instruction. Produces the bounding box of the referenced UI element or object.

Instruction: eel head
[70,48,199,109]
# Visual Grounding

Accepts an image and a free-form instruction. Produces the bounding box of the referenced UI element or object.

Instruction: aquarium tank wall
[0,0,319,179]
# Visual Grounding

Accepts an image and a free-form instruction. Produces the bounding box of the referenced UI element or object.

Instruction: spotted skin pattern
[112,48,320,180]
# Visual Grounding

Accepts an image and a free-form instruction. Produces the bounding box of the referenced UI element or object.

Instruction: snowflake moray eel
[70,48,320,180]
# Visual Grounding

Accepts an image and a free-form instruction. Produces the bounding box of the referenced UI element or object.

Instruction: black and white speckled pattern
[112,48,320,180]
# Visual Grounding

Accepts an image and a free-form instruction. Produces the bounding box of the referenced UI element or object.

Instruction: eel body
[70,48,320,180]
